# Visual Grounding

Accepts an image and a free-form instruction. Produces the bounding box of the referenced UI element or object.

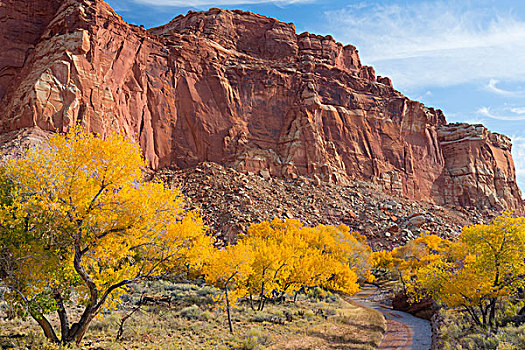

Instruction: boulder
[408,214,426,227]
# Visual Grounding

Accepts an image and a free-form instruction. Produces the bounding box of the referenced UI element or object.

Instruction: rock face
[436,123,523,211]
[0,0,523,213]
[0,0,62,101]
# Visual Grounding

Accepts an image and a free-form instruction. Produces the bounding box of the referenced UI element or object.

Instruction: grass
[0,280,386,350]
[435,308,525,350]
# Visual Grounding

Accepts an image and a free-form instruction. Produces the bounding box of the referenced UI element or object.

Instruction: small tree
[242,218,298,310]
[371,234,449,290]
[407,213,525,332]
[0,128,211,345]
[203,243,253,333]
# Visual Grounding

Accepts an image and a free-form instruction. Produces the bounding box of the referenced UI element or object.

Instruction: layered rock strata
[435,123,522,211]
[0,0,522,213]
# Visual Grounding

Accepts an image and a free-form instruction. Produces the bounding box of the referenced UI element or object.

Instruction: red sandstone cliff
[0,0,522,213]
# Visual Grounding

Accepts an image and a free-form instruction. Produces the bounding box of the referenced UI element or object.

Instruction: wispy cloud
[486,79,525,97]
[511,107,525,114]
[477,106,525,121]
[324,1,525,89]
[133,0,314,6]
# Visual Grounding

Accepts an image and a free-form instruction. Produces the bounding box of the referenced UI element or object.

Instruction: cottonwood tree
[310,224,375,286]
[372,234,449,291]
[242,219,368,310]
[203,243,253,333]
[0,128,211,345]
[407,213,525,332]
[203,218,373,332]
[242,218,299,311]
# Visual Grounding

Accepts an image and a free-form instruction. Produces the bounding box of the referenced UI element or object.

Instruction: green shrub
[236,328,268,350]
[326,294,340,303]
[120,293,133,303]
[308,287,326,301]
[197,286,218,297]
[186,294,205,305]
[439,308,525,350]
[179,305,207,320]
[249,312,286,324]
[497,342,518,350]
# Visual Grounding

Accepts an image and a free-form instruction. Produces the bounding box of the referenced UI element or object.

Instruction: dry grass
[268,301,386,350]
[0,281,386,350]
[435,308,525,350]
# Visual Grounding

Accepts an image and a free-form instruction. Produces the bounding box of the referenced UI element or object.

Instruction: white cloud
[511,107,525,114]
[486,79,525,97]
[477,106,525,121]
[133,0,314,6]
[324,2,525,89]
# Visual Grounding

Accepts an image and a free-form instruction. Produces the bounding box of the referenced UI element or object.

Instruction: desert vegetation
[0,128,384,349]
[373,213,525,349]
[0,278,386,349]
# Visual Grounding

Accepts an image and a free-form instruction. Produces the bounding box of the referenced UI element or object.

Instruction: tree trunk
[464,306,482,329]
[259,296,267,311]
[54,292,70,344]
[31,312,59,344]
[278,292,285,304]
[481,305,487,329]
[249,294,255,311]
[28,299,95,345]
[61,304,96,345]
[73,314,95,346]
[488,298,497,332]
[258,283,265,311]
[225,287,233,333]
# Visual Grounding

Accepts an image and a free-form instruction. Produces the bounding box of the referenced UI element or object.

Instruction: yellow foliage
[202,243,253,307]
[406,212,525,330]
[240,219,370,299]
[372,234,449,285]
[202,218,373,319]
[0,127,211,343]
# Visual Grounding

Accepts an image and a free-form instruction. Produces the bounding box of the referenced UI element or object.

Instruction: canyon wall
[0,0,522,213]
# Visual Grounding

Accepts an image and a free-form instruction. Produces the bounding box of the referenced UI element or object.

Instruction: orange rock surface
[0,0,522,213]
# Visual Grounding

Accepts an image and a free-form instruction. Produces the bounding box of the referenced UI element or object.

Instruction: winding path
[350,286,432,350]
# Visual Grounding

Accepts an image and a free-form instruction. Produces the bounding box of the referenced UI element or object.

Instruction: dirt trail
[351,286,432,350]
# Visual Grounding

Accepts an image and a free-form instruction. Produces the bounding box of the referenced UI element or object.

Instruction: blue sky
[105,0,525,195]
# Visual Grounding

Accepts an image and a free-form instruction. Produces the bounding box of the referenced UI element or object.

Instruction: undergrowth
[436,308,525,350]
[0,279,385,350]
